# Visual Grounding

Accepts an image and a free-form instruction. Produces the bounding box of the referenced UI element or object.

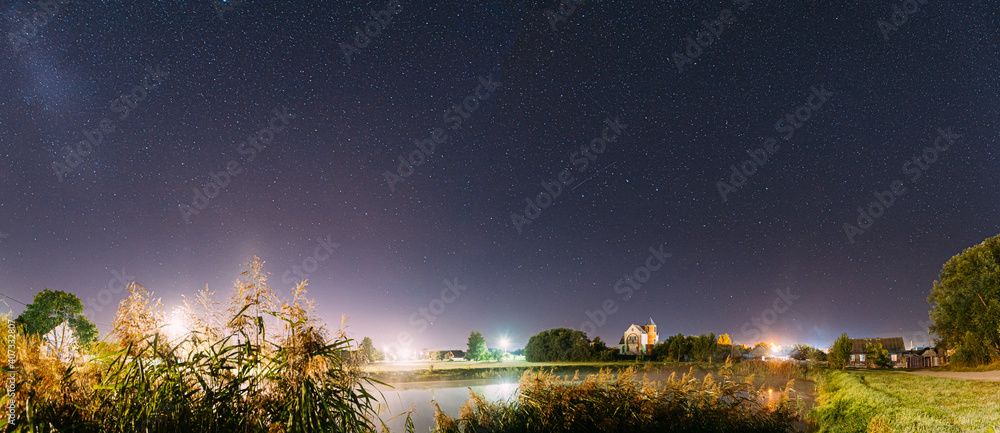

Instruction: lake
[374,379,520,432]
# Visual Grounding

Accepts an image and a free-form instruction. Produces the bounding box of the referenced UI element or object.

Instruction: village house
[618,318,658,355]
[848,337,906,367]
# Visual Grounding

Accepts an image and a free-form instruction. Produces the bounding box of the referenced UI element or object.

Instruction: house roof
[849,337,905,354]
[646,317,656,327]
[619,336,625,345]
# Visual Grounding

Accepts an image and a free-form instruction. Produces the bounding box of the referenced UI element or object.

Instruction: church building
[618,318,658,355]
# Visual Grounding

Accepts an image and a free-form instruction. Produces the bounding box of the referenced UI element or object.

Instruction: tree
[592,336,617,362]
[42,320,77,359]
[665,333,689,362]
[717,334,732,346]
[829,333,852,369]
[928,233,1000,366]
[807,347,827,362]
[691,333,717,362]
[790,344,812,361]
[592,336,607,351]
[524,328,593,362]
[487,348,503,362]
[467,331,487,361]
[360,336,380,362]
[650,341,671,361]
[866,342,893,369]
[16,288,98,345]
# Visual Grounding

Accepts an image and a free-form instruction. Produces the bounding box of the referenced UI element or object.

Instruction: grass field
[810,369,1000,432]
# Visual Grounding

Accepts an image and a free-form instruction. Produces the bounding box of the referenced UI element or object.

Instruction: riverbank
[365,359,810,385]
[366,360,681,384]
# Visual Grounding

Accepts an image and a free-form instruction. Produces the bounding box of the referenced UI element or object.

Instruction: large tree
[524,328,593,362]
[928,233,1000,365]
[16,288,98,345]
[467,331,487,361]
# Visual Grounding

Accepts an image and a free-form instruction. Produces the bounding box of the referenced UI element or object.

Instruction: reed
[5,257,402,433]
[432,366,799,433]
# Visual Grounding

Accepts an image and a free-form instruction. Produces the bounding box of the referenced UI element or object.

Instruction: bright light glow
[164,307,190,342]
[499,337,510,362]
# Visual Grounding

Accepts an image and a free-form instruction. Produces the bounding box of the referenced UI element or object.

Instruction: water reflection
[374,379,519,432]
[371,372,814,433]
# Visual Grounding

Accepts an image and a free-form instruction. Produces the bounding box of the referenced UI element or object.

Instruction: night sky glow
[1,0,998,353]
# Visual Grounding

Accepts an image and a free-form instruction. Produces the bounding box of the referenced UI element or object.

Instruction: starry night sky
[1,0,998,352]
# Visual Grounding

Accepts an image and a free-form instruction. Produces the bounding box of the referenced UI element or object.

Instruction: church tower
[644,317,658,351]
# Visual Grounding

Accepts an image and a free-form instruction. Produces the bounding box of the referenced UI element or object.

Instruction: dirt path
[904,369,1000,382]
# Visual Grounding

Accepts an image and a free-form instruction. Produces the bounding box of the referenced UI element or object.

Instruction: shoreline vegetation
[365,359,812,385]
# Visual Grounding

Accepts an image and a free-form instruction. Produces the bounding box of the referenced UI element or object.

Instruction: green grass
[809,369,1000,432]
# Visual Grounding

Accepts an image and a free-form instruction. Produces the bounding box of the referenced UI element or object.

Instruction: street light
[499,337,510,362]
